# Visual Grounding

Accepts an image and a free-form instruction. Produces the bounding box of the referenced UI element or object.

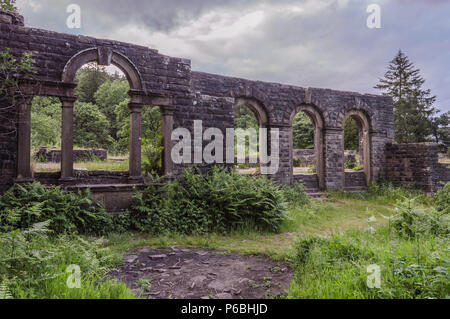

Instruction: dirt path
[110,246,294,299]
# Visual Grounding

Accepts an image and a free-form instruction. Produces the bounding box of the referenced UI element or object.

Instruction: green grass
[2,181,448,299]
[287,228,449,299]
[104,196,398,262]
[75,158,129,171]
[32,158,130,172]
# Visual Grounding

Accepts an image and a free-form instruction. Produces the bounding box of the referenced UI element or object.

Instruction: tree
[73,101,114,149]
[234,105,258,131]
[74,63,110,104]
[292,112,314,149]
[0,49,35,138]
[31,97,61,149]
[430,111,450,152]
[94,79,129,139]
[375,50,440,143]
[344,117,359,151]
[0,0,17,12]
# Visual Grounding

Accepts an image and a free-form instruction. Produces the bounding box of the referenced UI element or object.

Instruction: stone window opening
[58,48,146,183]
[71,62,129,174]
[343,111,372,190]
[30,96,62,175]
[289,105,325,191]
[233,98,269,175]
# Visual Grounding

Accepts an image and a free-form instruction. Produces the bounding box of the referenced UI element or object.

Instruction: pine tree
[375,50,439,143]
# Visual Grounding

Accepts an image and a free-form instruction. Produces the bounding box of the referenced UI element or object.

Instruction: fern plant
[0,183,113,235]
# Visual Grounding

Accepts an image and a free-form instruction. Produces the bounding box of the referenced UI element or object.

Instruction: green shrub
[281,183,310,208]
[434,182,450,214]
[392,199,449,239]
[332,181,430,205]
[344,160,355,169]
[141,137,163,176]
[0,183,113,235]
[123,167,286,234]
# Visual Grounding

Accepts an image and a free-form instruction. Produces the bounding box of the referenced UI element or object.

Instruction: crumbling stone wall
[0,10,400,193]
[385,143,448,192]
[34,148,107,162]
[190,71,394,189]
[294,149,357,166]
[0,102,17,193]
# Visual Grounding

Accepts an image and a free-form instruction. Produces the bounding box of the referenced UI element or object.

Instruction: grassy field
[32,157,129,172]
[1,180,448,299]
[105,195,398,261]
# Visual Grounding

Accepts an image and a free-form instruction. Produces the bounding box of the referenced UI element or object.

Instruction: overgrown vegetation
[119,167,288,234]
[0,0,16,12]
[0,222,134,299]
[288,182,450,299]
[0,183,112,235]
[0,177,448,299]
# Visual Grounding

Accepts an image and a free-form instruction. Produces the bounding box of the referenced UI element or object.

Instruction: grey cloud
[16,0,450,112]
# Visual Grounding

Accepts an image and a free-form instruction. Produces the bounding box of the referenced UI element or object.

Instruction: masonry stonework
[0,10,448,200]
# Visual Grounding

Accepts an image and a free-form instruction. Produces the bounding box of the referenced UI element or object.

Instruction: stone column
[324,127,344,191]
[362,129,371,185]
[267,124,290,184]
[161,105,176,178]
[314,124,325,190]
[128,102,143,181]
[60,97,76,181]
[370,130,390,183]
[16,95,33,182]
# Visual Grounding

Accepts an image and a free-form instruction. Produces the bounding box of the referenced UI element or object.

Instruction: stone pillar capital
[161,105,176,116]
[60,96,77,107]
[128,102,144,113]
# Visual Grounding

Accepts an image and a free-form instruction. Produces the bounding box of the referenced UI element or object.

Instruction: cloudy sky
[16,0,450,112]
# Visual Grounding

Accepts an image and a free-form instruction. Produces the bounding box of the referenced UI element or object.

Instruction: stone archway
[233,97,269,173]
[59,48,145,181]
[289,104,325,190]
[62,48,143,91]
[342,110,372,187]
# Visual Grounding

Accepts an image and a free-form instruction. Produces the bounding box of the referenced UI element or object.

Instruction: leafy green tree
[31,97,61,149]
[344,117,359,151]
[0,49,35,138]
[0,0,17,11]
[94,79,129,139]
[74,64,110,104]
[234,105,258,131]
[430,111,449,152]
[73,101,114,148]
[292,112,314,149]
[375,50,440,143]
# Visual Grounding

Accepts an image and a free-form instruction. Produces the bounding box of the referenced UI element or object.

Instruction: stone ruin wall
[34,148,108,163]
[0,10,448,195]
[385,143,450,192]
